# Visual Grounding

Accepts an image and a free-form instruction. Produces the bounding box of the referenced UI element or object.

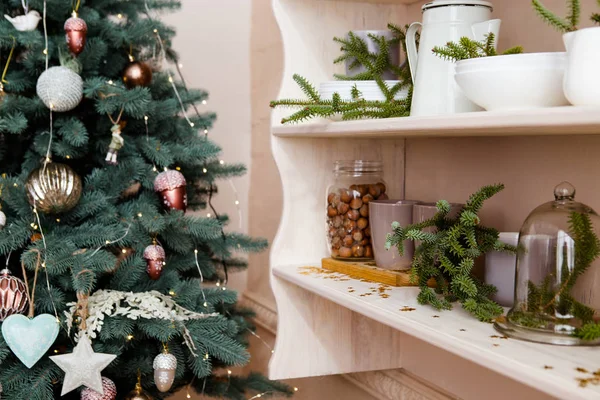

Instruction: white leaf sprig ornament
[1,249,59,368]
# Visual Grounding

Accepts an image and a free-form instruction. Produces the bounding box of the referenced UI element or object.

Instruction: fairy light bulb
[235,200,240,205]
[219,160,225,165]
[202,100,207,105]
[202,168,207,173]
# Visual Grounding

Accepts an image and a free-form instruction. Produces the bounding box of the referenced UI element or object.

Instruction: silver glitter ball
[36,66,83,112]
[0,210,5,230]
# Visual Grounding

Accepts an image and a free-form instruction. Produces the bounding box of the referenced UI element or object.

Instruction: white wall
[163,0,251,293]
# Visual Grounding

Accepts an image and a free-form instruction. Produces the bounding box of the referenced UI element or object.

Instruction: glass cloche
[495,182,600,345]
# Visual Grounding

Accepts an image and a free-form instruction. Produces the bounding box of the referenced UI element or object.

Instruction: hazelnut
[347,209,360,221]
[364,245,373,258]
[364,227,371,237]
[343,235,354,247]
[338,227,346,237]
[337,202,350,215]
[350,197,363,210]
[378,193,389,200]
[362,194,374,204]
[328,227,337,238]
[376,182,387,194]
[339,246,352,258]
[352,244,365,257]
[331,236,342,249]
[343,218,357,232]
[358,185,369,197]
[352,229,363,242]
[368,184,381,198]
[327,192,336,204]
[357,218,368,230]
[331,248,340,258]
[360,238,370,246]
[327,206,338,217]
[340,189,352,203]
[359,204,369,217]
[332,215,343,228]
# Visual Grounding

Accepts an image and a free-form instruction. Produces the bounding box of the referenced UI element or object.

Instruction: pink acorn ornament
[143,241,166,280]
[80,377,117,400]
[64,12,87,55]
[154,170,187,212]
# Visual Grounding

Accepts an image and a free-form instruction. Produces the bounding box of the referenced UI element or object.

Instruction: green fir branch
[532,0,577,32]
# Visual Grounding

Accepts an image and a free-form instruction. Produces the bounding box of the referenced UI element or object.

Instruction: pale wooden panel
[272,107,600,138]
[269,277,404,379]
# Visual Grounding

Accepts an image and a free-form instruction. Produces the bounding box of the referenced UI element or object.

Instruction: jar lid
[334,160,382,173]
[422,0,493,11]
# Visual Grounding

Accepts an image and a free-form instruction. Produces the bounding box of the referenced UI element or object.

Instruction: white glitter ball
[0,210,5,229]
[36,66,83,112]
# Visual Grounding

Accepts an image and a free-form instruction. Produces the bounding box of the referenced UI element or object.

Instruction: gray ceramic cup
[370,200,420,270]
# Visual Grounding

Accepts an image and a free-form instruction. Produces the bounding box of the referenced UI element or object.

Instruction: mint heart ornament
[2,313,59,368]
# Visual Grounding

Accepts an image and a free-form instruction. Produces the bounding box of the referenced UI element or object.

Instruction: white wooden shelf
[272,107,600,138]
[271,263,600,400]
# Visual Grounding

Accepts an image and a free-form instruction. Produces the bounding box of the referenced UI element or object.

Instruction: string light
[127,335,134,341]
[193,249,208,308]
[202,100,207,105]
[206,213,211,218]
[202,168,207,173]
[219,160,224,165]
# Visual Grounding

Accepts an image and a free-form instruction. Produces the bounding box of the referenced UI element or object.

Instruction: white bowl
[454,53,569,111]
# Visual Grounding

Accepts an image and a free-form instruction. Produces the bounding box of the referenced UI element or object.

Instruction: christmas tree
[0,1,291,399]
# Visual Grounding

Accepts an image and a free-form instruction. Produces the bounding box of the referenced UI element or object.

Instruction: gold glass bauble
[124,383,153,400]
[123,61,152,88]
[25,162,82,214]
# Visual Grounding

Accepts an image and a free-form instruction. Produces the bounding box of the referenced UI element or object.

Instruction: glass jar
[326,160,387,260]
[495,182,600,345]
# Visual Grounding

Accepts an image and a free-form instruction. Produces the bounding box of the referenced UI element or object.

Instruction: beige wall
[163,0,251,293]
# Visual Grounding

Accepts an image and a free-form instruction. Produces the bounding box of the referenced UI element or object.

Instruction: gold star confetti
[576,367,589,374]
[543,366,554,370]
[400,306,416,312]
[459,329,467,332]
[432,315,440,318]
[492,344,500,347]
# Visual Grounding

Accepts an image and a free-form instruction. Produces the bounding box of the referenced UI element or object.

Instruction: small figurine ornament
[4,10,41,31]
[105,124,124,165]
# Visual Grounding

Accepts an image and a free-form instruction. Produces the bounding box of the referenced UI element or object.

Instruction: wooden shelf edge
[271,106,600,138]
[271,263,600,400]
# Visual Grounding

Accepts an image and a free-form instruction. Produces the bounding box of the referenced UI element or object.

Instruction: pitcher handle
[406,22,422,83]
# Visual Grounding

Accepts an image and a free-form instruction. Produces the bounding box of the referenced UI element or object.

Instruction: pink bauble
[80,377,117,400]
[154,170,187,212]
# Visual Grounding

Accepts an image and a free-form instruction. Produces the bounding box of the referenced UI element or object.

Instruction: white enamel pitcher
[563,27,600,106]
[406,0,501,116]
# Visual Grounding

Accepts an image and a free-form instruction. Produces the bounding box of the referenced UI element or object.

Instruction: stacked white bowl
[454,53,569,111]
[319,80,409,102]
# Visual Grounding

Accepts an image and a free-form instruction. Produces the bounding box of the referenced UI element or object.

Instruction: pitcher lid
[422,0,493,11]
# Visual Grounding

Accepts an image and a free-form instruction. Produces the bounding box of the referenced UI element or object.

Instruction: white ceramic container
[406,0,500,116]
[454,52,568,111]
[563,27,600,106]
[484,232,518,307]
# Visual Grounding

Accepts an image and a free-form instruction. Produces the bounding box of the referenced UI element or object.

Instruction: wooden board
[321,257,433,287]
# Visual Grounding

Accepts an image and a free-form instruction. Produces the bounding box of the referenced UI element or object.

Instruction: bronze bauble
[0,269,28,321]
[123,61,152,88]
[25,162,82,214]
[64,12,88,55]
[143,244,165,280]
[124,384,153,400]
